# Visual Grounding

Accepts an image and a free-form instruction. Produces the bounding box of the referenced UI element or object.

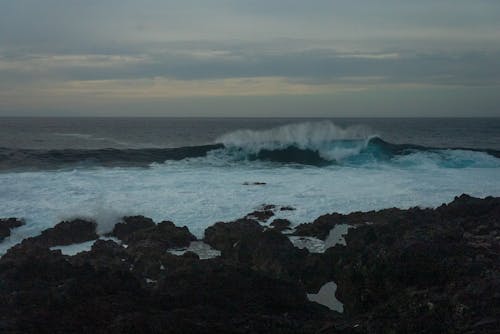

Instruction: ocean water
[1,117,500,254]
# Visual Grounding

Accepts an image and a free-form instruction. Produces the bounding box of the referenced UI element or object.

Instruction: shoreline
[0,194,499,333]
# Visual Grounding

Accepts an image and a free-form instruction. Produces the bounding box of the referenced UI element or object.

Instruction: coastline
[0,194,499,333]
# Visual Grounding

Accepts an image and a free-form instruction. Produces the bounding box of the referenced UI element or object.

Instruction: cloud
[0,1,499,116]
[1,45,499,87]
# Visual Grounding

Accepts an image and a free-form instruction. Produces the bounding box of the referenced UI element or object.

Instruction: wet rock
[109,221,197,280]
[325,195,500,333]
[7,219,98,253]
[70,239,130,270]
[0,218,24,242]
[270,218,291,232]
[36,219,98,247]
[111,216,155,241]
[155,259,333,332]
[204,218,263,253]
[1,195,499,333]
[246,210,275,222]
[212,225,334,291]
[280,206,296,211]
[126,221,196,249]
[293,207,435,240]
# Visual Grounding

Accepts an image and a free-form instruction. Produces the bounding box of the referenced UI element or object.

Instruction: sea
[1,117,500,254]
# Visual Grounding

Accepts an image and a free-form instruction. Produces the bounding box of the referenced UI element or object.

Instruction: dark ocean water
[1,117,499,150]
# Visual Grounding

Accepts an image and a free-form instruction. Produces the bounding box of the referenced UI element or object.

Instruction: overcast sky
[1,0,499,117]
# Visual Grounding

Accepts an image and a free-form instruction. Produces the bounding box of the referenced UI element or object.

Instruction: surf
[1,121,499,170]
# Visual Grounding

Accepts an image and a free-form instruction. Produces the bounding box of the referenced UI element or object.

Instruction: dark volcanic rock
[206,221,334,291]
[204,218,264,253]
[246,209,275,222]
[1,194,499,333]
[111,216,155,241]
[270,218,291,232]
[326,194,500,333]
[114,220,196,279]
[243,181,267,185]
[293,206,435,240]
[36,219,98,246]
[0,218,24,242]
[5,219,98,254]
[126,220,196,248]
[0,224,334,333]
[261,204,276,211]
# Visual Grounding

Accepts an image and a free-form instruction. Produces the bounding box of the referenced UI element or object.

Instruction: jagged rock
[6,219,98,254]
[70,239,131,271]
[37,219,98,246]
[246,210,275,222]
[204,218,263,253]
[0,218,24,242]
[126,220,196,249]
[325,194,500,333]
[1,195,499,333]
[293,206,436,240]
[270,218,291,232]
[111,216,155,241]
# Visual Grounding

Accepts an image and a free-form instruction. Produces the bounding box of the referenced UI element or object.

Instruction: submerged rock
[242,181,267,185]
[245,209,275,222]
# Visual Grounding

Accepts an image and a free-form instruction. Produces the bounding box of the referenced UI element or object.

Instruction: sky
[0,0,499,117]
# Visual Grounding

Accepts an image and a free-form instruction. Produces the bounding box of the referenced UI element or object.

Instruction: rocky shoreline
[0,194,499,333]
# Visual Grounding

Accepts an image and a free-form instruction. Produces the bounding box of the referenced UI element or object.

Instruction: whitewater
[1,121,500,254]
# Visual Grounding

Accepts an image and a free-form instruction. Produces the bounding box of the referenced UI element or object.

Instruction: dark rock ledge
[0,194,498,333]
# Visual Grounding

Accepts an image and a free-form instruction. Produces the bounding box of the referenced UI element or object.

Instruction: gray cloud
[2,45,499,86]
[1,0,499,116]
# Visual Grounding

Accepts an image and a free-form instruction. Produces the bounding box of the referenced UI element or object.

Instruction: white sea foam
[289,224,353,253]
[217,121,373,161]
[1,151,500,255]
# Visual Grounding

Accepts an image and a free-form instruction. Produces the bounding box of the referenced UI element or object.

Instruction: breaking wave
[1,122,499,170]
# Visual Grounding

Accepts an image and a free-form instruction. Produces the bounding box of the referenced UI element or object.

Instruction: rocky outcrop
[125,220,196,248]
[0,194,498,333]
[270,218,291,232]
[204,217,334,291]
[110,215,156,241]
[0,218,24,241]
[321,194,500,333]
[35,219,98,246]
[292,207,424,240]
[203,218,263,253]
[4,219,98,257]
[0,222,333,333]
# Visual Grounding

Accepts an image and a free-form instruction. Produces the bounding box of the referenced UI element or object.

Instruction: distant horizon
[1,115,499,119]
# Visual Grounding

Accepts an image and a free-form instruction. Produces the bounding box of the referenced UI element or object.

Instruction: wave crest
[217,121,374,162]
